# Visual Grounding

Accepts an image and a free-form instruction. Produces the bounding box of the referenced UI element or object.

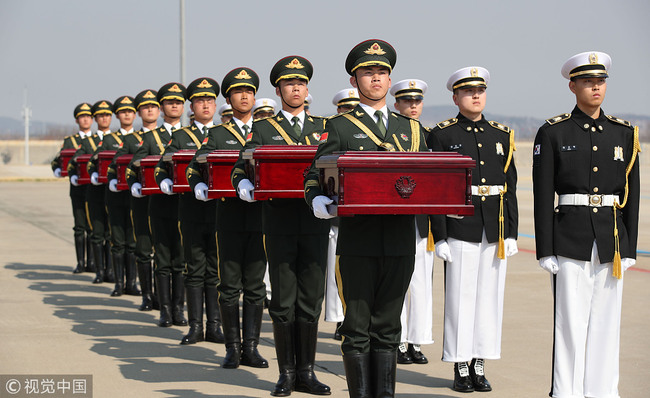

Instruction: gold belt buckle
[478,185,490,196]
[589,194,603,206]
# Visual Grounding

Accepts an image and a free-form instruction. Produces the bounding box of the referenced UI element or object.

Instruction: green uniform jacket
[68,134,102,177]
[106,131,145,182]
[231,112,330,235]
[51,133,82,171]
[126,127,173,188]
[304,105,428,256]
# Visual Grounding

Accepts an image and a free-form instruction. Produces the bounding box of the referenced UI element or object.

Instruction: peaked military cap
[253,98,277,116]
[345,39,396,75]
[74,102,93,119]
[269,56,313,87]
[187,77,219,100]
[446,66,490,91]
[304,93,313,109]
[332,88,359,107]
[561,51,611,80]
[92,100,113,116]
[218,103,233,116]
[157,82,186,103]
[390,79,428,100]
[134,89,159,109]
[221,67,259,97]
[113,96,136,113]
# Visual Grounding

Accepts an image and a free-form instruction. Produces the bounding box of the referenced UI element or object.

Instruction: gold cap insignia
[121,97,132,104]
[285,58,305,69]
[197,79,212,88]
[100,101,108,107]
[263,100,269,105]
[169,84,182,92]
[589,52,598,64]
[348,90,355,97]
[471,68,478,77]
[80,104,91,110]
[234,69,252,79]
[364,43,386,56]
[409,81,416,89]
[143,90,156,98]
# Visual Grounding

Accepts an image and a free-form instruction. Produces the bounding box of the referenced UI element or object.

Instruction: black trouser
[70,184,89,238]
[180,218,218,287]
[86,185,108,245]
[265,233,328,324]
[337,255,414,355]
[106,190,135,257]
[149,194,183,276]
[217,230,266,305]
[130,196,152,265]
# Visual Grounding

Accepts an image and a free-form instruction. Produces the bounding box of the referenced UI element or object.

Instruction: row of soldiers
[52,39,639,398]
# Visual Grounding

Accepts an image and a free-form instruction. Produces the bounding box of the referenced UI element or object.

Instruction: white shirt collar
[78,131,91,139]
[280,109,305,128]
[97,130,110,140]
[193,120,214,132]
[119,128,134,135]
[232,116,253,132]
[163,122,181,134]
[359,103,388,128]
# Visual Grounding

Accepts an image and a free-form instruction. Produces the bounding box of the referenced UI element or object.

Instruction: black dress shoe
[333,322,342,341]
[397,344,413,364]
[469,358,492,392]
[409,344,428,364]
[453,362,475,392]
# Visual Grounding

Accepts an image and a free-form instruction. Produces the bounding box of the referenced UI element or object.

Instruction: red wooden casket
[75,154,92,185]
[115,154,133,191]
[59,148,77,177]
[316,151,475,216]
[197,150,239,199]
[97,150,117,183]
[163,150,196,193]
[136,155,163,195]
[243,145,318,200]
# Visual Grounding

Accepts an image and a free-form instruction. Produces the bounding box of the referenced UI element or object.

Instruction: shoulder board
[254,116,273,122]
[436,118,458,129]
[488,120,511,133]
[545,113,571,125]
[308,115,325,120]
[391,112,410,120]
[605,115,632,128]
[423,126,433,133]
[327,109,353,120]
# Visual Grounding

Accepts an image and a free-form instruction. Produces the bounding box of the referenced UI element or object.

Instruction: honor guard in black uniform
[88,96,139,297]
[231,57,331,397]
[304,39,428,398]
[127,83,186,327]
[155,77,224,346]
[533,52,640,398]
[188,68,269,369]
[52,103,94,274]
[427,67,518,393]
[69,100,114,284]
[106,89,160,310]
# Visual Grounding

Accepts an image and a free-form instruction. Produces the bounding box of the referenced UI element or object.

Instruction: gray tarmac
[1,164,648,398]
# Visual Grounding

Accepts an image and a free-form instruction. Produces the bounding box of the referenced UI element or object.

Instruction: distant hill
[0,116,76,140]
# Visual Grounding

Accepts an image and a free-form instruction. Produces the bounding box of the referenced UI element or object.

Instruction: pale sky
[1,0,648,127]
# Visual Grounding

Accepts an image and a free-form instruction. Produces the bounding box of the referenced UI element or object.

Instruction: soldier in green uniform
[88,96,139,297]
[154,77,224,345]
[106,89,160,310]
[231,57,331,397]
[69,100,114,284]
[188,68,268,369]
[304,39,429,398]
[127,83,186,327]
[52,102,94,274]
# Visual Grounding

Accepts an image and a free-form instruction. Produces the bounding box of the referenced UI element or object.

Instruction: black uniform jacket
[304,105,428,256]
[231,111,330,235]
[187,120,262,233]
[533,106,639,262]
[106,131,144,182]
[427,113,518,244]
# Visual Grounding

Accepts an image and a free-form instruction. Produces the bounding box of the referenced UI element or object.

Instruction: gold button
[467,126,472,131]
[598,125,603,131]
[593,167,598,172]
[359,146,364,150]
[480,161,485,165]
[593,146,598,151]
[554,208,559,213]
[593,187,599,193]
[221,197,225,201]
[583,123,590,129]
[591,127,596,132]
[474,128,478,132]
[481,196,486,202]
[478,143,483,148]
[481,178,486,183]
[593,208,598,213]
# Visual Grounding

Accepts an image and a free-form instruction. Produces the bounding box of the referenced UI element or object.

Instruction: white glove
[622,258,636,271]
[237,179,255,202]
[435,240,453,263]
[130,182,144,198]
[312,195,335,219]
[504,238,518,257]
[90,172,100,185]
[53,168,62,178]
[108,179,118,192]
[539,256,559,274]
[160,178,174,195]
[70,174,79,186]
[194,182,209,201]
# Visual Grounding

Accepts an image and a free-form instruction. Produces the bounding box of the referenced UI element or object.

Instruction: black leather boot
[343,352,371,398]
[240,302,268,368]
[137,261,153,311]
[156,274,173,327]
[469,358,492,392]
[124,252,140,295]
[204,285,224,343]
[181,286,205,345]
[152,270,160,310]
[453,362,475,392]
[220,302,241,369]
[370,351,397,398]
[271,321,296,397]
[294,320,331,395]
[72,235,85,273]
[171,272,187,326]
[110,253,124,297]
[103,242,114,283]
[85,235,95,272]
[92,242,104,284]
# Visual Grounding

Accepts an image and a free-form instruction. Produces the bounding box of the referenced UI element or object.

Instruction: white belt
[471,185,504,196]
[558,194,620,207]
